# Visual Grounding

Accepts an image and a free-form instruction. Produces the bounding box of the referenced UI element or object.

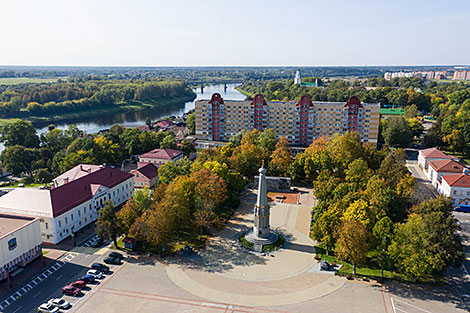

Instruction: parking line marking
[12,305,23,313]
[33,291,41,298]
[56,274,63,280]
[393,298,431,313]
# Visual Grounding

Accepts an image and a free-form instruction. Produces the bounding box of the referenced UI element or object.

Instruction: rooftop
[135,163,159,179]
[428,159,466,173]
[54,164,102,186]
[0,166,133,218]
[442,173,470,188]
[139,148,183,160]
[0,213,37,240]
[420,147,456,159]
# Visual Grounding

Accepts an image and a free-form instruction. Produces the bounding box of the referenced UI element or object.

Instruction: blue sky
[1,0,469,66]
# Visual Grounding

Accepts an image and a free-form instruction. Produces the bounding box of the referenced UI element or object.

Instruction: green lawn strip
[42,250,49,255]
[315,244,443,284]
[0,77,59,85]
[238,232,254,250]
[0,183,44,188]
[444,151,470,165]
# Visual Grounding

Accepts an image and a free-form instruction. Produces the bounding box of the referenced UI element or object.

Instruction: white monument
[245,165,278,249]
[294,70,301,85]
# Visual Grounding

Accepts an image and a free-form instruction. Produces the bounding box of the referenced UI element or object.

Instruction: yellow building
[195,93,380,146]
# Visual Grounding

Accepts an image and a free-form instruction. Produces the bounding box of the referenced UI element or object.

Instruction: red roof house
[138,148,183,165]
[132,163,159,188]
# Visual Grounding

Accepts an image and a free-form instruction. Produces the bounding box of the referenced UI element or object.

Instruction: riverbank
[0,94,196,127]
[234,86,253,98]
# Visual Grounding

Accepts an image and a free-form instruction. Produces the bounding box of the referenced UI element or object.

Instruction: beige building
[0,214,42,281]
[195,93,380,146]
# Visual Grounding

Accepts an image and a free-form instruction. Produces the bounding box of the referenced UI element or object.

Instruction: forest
[0,79,195,118]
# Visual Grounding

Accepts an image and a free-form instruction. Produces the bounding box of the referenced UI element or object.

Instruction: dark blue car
[78,274,95,283]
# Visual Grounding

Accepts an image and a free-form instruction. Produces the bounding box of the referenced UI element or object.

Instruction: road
[3,238,113,313]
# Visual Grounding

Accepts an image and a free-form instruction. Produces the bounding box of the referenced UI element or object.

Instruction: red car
[62,285,81,296]
[71,280,87,289]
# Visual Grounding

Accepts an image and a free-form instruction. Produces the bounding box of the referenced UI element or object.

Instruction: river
[35,83,246,134]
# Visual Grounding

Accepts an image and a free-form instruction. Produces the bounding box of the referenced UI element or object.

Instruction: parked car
[71,280,87,289]
[320,260,331,271]
[104,256,122,265]
[78,274,95,283]
[91,263,110,273]
[87,269,103,279]
[38,302,60,313]
[48,298,71,309]
[62,285,81,296]
[109,251,124,260]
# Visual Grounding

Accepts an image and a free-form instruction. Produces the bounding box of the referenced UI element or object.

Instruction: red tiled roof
[155,120,173,128]
[139,148,182,160]
[442,174,470,188]
[135,163,159,179]
[428,159,466,173]
[50,166,133,218]
[420,148,455,159]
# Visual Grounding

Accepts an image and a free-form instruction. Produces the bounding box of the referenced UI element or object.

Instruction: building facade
[418,148,458,179]
[0,214,42,281]
[132,163,159,188]
[195,93,380,146]
[439,171,470,209]
[0,166,134,244]
[453,70,470,80]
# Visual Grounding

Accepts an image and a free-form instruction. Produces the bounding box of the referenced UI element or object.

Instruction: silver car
[38,302,59,313]
[87,269,104,279]
[48,298,71,309]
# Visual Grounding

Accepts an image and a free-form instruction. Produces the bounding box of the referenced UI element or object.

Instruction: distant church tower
[253,165,271,238]
[294,70,301,85]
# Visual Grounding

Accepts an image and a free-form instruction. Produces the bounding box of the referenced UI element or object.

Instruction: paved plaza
[39,187,468,313]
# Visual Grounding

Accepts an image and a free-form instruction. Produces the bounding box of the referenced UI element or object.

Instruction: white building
[0,214,42,281]
[417,148,458,180]
[427,159,467,188]
[439,170,470,209]
[0,165,134,244]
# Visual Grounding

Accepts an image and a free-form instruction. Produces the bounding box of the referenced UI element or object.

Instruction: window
[453,190,457,195]
[58,220,62,228]
[71,214,74,221]
[45,223,48,229]
[65,217,68,224]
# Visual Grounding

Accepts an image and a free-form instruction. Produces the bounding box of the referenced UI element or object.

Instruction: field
[0,77,60,85]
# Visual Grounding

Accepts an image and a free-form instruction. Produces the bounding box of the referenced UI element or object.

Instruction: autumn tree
[116,199,140,236]
[0,120,40,148]
[389,214,445,282]
[96,201,120,248]
[336,220,369,275]
[372,216,394,279]
[191,169,227,239]
[162,175,195,243]
[269,136,291,177]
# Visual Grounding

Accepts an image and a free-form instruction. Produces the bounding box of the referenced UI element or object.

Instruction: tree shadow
[380,264,470,312]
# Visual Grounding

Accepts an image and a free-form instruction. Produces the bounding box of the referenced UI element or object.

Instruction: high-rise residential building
[453,70,470,80]
[195,93,380,146]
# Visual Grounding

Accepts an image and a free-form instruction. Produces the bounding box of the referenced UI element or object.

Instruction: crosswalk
[70,246,108,255]
[69,235,109,255]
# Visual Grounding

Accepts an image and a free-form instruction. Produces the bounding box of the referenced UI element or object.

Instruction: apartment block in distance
[195,93,380,146]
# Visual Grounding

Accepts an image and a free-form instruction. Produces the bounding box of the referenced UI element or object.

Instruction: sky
[1,0,469,66]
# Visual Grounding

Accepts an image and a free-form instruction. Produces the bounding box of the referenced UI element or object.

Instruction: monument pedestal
[244,230,278,246]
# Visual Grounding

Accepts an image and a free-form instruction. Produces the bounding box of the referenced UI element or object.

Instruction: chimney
[64,177,69,184]
[88,168,91,174]
[80,164,83,171]
[463,168,469,175]
[51,184,55,190]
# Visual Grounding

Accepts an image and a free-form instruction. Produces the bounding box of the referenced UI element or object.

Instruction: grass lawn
[42,250,50,255]
[0,77,60,85]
